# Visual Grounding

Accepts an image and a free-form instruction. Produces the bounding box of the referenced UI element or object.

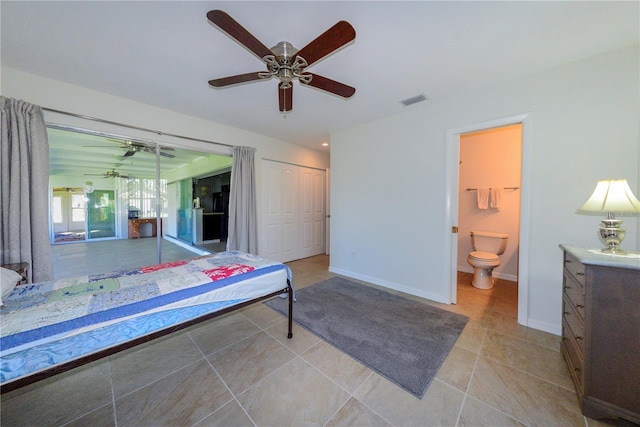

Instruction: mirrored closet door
[47,126,232,280]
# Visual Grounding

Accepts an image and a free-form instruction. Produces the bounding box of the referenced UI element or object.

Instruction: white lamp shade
[577,179,640,215]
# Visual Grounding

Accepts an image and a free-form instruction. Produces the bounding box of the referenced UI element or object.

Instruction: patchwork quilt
[1,251,287,352]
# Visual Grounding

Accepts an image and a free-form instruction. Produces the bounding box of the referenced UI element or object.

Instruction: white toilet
[467,230,509,290]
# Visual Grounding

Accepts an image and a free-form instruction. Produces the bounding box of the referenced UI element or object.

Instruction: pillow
[1,267,22,306]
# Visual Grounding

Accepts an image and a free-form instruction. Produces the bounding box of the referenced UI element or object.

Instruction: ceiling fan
[84,140,176,158]
[85,168,132,179]
[207,10,356,112]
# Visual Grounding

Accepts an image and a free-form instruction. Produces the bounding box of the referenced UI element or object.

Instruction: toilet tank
[470,230,509,255]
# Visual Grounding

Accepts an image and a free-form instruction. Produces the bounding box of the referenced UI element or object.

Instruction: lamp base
[599,219,626,255]
[600,246,627,255]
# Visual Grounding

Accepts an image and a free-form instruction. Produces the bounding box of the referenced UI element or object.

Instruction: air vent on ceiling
[400,94,427,107]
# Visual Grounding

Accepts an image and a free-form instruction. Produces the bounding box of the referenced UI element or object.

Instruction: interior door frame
[325,167,330,255]
[445,112,532,327]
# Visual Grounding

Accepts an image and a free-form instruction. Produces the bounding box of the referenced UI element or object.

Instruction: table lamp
[576,179,640,254]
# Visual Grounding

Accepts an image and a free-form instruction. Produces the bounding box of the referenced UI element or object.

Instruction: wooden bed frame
[1,279,293,394]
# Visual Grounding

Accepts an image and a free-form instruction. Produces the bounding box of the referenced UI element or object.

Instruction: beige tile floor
[1,255,625,426]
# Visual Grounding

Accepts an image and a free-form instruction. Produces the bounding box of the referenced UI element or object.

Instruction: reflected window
[71,194,86,222]
[53,196,63,223]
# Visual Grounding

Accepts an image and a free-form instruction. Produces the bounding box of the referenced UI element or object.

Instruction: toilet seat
[467,251,501,289]
[468,251,499,262]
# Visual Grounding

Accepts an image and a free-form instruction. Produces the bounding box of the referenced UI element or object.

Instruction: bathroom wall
[457,124,522,281]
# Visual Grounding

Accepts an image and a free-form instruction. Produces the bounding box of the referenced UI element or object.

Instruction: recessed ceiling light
[322,143,329,147]
[400,94,427,107]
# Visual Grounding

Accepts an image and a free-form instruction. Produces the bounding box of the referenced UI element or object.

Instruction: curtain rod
[261,158,327,171]
[42,107,234,148]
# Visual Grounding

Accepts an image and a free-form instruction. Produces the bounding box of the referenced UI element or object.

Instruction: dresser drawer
[564,252,585,287]
[562,295,585,355]
[562,319,584,394]
[563,273,585,321]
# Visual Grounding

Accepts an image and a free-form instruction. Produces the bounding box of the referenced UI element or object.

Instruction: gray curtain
[0,97,53,283]
[226,146,258,254]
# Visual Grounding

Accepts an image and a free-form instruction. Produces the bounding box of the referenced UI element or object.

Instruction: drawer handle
[565,259,572,263]
[575,367,582,372]
[564,285,571,290]
[563,311,570,315]
[575,336,584,341]
[575,272,584,276]
[576,304,584,309]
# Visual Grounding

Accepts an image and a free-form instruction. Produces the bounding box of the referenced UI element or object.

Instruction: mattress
[0,251,291,386]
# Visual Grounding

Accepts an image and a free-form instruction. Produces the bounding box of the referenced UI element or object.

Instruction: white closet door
[261,160,325,262]
[280,163,299,262]
[299,167,326,258]
[262,160,283,261]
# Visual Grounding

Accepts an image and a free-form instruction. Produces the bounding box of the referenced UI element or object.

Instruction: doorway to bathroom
[445,113,531,326]
[457,124,521,314]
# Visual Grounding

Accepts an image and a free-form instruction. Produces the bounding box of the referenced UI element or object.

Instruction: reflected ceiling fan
[85,168,132,179]
[84,140,175,158]
[206,9,356,112]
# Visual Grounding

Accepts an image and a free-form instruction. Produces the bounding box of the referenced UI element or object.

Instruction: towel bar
[466,186,519,191]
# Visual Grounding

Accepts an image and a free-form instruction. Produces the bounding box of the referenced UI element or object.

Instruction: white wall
[457,125,522,281]
[330,45,639,334]
[1,67,330,258]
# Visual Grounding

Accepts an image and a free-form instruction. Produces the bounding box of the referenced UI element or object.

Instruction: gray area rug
[266,277,468,398]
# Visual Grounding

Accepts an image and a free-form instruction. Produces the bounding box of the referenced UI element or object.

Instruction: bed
[0,250,293,393]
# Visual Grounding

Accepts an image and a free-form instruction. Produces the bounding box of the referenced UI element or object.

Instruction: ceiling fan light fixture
[279,68,294,84]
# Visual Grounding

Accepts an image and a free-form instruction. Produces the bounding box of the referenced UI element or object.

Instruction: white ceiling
[2,1,638,152]
[47,127,223,180]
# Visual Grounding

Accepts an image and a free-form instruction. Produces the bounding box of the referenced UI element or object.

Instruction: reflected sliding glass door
[177,178,193,243]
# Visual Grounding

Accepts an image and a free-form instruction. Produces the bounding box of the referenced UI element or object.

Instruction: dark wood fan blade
[294,21,355,68]
[302,74,355,98]
[209,72,266,87]
[207,10,273,61]
[279,82,293,112]
[123,150,136,157]
[159,151,175,159]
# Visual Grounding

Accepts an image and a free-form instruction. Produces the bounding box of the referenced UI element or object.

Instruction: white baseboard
[328,266,449,304]
[163,235,209,256]
[457,265,518,282]
[525,318,561,336]
[327,267,560,336]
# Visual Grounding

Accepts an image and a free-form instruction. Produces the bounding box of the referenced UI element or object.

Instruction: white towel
[477,188,489,209]
[490,188,503,209]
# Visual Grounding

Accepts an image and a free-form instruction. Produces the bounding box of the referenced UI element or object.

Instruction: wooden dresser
[560,245,640,424]
[128,218,160,239]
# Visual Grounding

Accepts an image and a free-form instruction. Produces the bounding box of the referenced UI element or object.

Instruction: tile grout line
[185,330,257,427]
[454,326,532,427]
[453,326,487,426]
